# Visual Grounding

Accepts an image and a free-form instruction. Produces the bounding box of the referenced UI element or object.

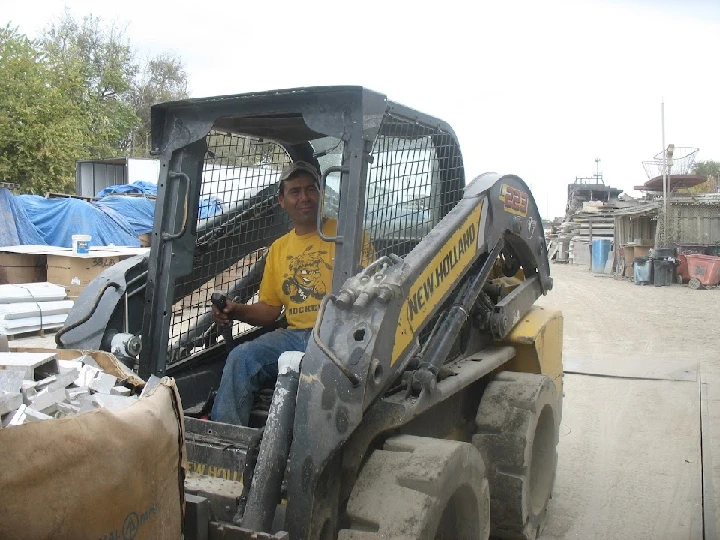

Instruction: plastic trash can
[634,257,652,285]
[592,239,612,273]
[652,259,673,287]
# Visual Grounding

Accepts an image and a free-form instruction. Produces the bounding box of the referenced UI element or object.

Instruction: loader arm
[285,172,550,537]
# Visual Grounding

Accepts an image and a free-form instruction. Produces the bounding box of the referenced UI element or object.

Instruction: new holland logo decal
[392,201,485,365]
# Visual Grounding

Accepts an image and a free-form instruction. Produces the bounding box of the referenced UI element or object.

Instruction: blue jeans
[211,328,311,426]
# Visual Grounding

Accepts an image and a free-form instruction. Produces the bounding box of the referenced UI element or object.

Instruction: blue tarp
[198,197,225,219]
[0,188,47,246]
[0,181,227,248]
[14,194,141,248]
[94,196,156,235]
[96,181,158,198]
[97,181,224,221]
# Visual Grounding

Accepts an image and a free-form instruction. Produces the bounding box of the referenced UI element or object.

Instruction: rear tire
[338,434,490,540]
[472,372,560,539]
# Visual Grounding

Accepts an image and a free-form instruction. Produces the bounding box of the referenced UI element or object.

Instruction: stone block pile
[0,351,138,427]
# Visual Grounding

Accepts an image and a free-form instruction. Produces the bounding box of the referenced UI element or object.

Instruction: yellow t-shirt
[258,219,375,329]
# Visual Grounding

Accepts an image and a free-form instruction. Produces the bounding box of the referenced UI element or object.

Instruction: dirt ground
[536,263,719,360]
[537,263,720,540]
[9,262,720,539]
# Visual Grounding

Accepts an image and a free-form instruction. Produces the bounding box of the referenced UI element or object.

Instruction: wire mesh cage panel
[167,131,292,364]
[364,115,465,357]
[364,115,464,259]
[656,199,720,247]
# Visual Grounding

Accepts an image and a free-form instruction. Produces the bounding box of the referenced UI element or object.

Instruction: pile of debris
[0,350,140,427]
[568,201,617,261]
[547,174,632,265]
[548,201,619,265]
[0,283,72,336]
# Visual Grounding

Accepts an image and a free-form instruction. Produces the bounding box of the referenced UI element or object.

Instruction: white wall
[127,159,161,184]
[201,164,280,204]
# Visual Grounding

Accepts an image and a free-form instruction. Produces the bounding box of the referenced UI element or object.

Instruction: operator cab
[140,87,466,415]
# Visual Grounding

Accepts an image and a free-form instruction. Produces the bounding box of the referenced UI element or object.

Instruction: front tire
[472,371,560,539]
[339,434,490,540]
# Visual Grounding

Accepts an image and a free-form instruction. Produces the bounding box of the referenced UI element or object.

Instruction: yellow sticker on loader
[499,184,529,217]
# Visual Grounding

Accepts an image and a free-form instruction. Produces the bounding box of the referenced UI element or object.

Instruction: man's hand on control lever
[211,293,236,327]
[210,293,283,329]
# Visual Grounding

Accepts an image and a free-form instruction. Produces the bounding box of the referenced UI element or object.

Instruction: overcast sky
[4,0,719,218]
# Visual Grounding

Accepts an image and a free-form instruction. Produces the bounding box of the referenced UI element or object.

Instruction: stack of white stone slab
[0,351,138,427]
[0,283,68,303]
[0,283,72,335]
[0,300,74,335]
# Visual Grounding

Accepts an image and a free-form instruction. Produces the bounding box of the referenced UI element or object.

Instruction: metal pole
[661,101,668,247]
[667,164,671,240]
[588,221,593,271]
[596,157,601,182]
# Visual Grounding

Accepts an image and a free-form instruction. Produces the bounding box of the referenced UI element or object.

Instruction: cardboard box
[0,253,47,285]
[2,246,149,297]
[138,233,151,247]
[46,253,134,297]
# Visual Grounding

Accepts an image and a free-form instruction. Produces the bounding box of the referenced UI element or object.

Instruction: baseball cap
[279,160,320,183]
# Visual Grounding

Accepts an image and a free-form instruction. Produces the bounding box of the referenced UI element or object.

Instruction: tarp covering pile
[95,180,158,198]
[94,196,156,236]
[0,189,46,247]
[0,181,226,248]
[96,183,223,221]
[14,195,143,248]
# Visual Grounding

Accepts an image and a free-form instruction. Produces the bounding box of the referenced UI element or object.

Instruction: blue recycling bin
[591,238,612,273]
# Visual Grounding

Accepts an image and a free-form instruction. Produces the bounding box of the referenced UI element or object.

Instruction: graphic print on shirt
[282,245,332,303]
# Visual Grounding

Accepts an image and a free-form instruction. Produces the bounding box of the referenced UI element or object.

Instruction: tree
[130,53,189,156]
[0,13,192,193]
[689,160,720,194]
[0,25,88,193]
[41,11,140,158]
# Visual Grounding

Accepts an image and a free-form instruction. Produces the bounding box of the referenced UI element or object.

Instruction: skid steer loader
[57,86,563,540]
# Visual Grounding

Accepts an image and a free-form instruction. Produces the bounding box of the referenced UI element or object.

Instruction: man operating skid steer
[211,160,373,425]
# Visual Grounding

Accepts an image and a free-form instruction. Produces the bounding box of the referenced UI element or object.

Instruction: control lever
[211,292,235,354]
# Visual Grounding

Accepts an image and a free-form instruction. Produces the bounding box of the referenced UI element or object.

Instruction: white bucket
[72,234,92,255]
